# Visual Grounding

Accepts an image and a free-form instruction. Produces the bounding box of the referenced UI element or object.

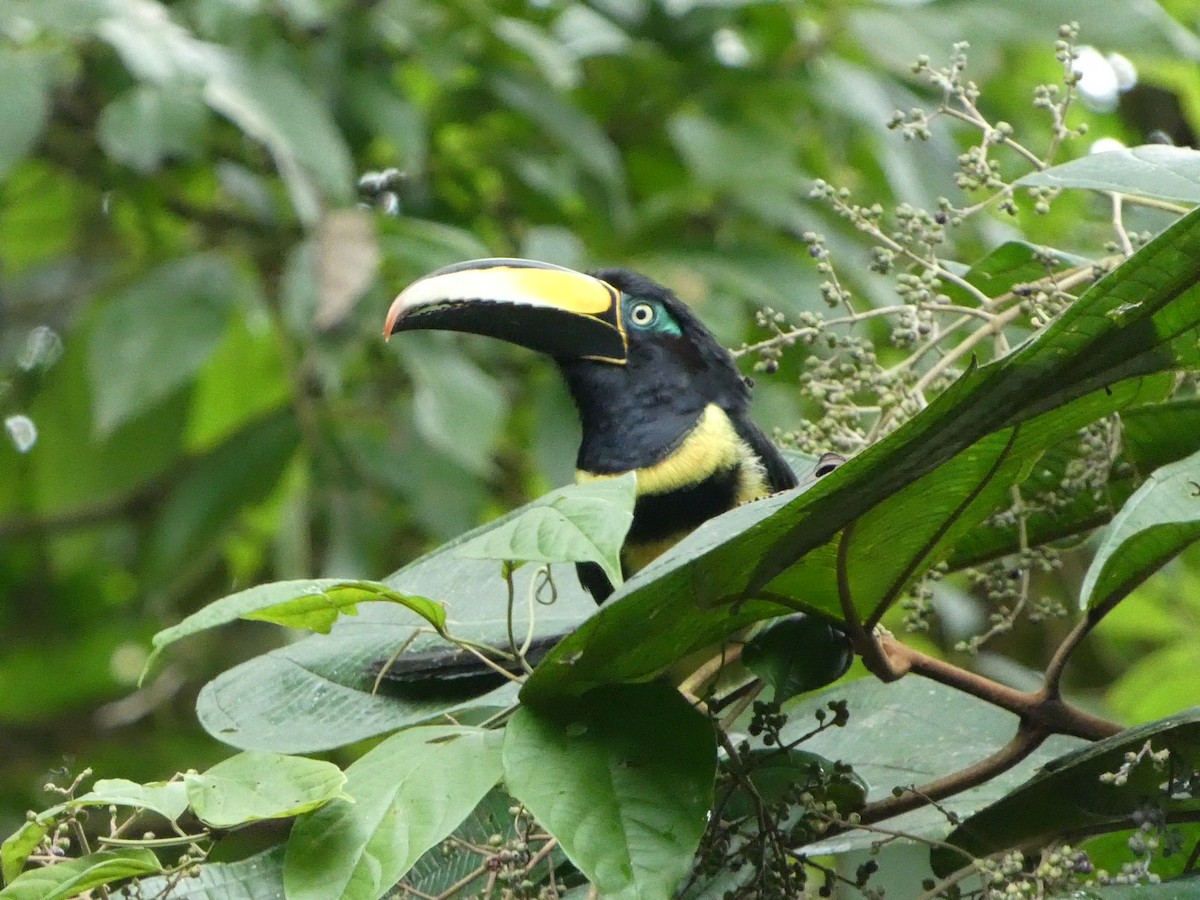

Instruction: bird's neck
[558,357,707,474]
[576,403,770,577]
[576,404,765,499]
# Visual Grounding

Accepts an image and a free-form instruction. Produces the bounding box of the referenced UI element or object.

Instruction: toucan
[384,258,803,603]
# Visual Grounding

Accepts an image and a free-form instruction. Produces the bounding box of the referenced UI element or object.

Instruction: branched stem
[856,723,1046,826]
[873,635,1121,740]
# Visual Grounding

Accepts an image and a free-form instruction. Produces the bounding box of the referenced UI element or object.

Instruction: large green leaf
[1081,448,1200,611]
[398,788,570,898]
[193,505,603,752]
[789,678,1085,857]
[185,752,347,829]
[1018,145,1200,204]
[87,254,239,438]
[204,53,355,221]
[503,683,716,900]
[147,579,446,673]
[521,205,1200,704]
[455,474,636,588]
[402,338,509,477]
[96,83,208,172]
[284,726,503,900]
[946,397,1200,570]
[932,707,1200,876]
[77,778,189,822]
[0,849,160,900]
[116,846,285,900]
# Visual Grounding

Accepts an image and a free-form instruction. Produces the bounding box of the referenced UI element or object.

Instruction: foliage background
[2,0,1200,864]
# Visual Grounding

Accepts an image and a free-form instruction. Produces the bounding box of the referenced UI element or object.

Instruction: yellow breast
[576,403,771,575]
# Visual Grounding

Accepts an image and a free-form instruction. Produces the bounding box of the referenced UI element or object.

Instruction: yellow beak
[385,258,628,363]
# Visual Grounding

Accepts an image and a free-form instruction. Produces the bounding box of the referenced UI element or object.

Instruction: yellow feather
[577,403,772,575]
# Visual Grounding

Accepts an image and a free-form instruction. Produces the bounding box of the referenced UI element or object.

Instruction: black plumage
[381,258,811,688]
[554,269,797,600]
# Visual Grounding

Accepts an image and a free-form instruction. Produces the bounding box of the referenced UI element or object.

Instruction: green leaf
[243,585,443,634]
[95,2,222,82]
[0,46,53,177]
[1081,449,1200,611]
[947,397,1200,570]
[399,788,568,898]
[1123,398,1200,474]
[941,240,1090,307]
[0,849,160,900]
[204,54,355,221]
[455,475,636,588]
[115,845,285,899]
[1,821,48,887]
[742,616,852,704]
[490,74,625,193]
[789,678,1085,857]
[721,748,866,822]
[185,752,347,829]
[932,707,1200,876]
[194,503,603,752]
[403,338,508,477]
[522,204,1200,704]
[503,683,716,900]
[147,579,445,674]
[3,779,187,882]
[1018,145,1200,204]
[96,83,208,172]
[77,778,189,822]
[87,254,238,438]
[284,726,503,900]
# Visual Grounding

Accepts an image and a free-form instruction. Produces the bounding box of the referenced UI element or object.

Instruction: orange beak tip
[383,298,404,340]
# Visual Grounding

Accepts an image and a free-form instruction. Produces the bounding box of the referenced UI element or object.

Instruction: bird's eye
[629,302,657,327]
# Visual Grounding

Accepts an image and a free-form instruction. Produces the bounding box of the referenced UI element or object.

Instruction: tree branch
[875,635,1122,741]
[855,722,1046,826]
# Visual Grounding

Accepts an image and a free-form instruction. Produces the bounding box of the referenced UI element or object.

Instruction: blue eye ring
[629,301,657,328]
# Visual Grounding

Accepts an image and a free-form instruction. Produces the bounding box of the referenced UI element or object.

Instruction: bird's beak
[385,258,628,364]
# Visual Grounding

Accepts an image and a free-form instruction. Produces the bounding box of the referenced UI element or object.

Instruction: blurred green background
[2,0,1200,841]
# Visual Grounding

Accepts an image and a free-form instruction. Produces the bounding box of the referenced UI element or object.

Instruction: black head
[385,258,751,473]
[559,268,750,473]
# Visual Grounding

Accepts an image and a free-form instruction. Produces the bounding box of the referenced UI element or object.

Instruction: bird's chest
[578,404,770,577]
